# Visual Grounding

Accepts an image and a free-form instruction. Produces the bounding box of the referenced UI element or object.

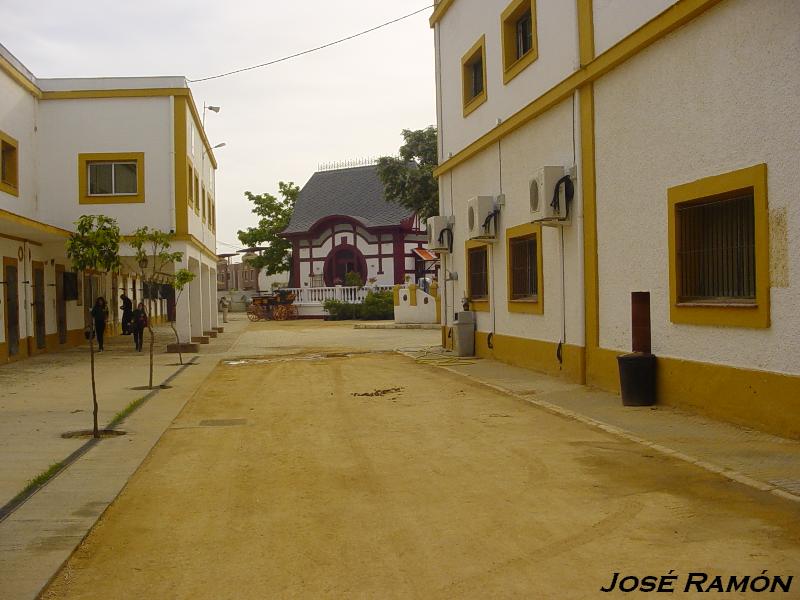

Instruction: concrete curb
[399,351,800,504]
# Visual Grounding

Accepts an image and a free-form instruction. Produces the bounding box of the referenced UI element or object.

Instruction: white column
[200,263,211,334]
[189,258,202,339]
[210,268,220,328]
[175,285,192,343]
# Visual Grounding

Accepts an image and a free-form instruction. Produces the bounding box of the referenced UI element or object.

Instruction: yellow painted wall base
[588,348,800,440]
[475,331,586,383]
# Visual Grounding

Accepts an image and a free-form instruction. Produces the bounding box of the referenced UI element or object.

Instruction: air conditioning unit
[467,195,499,240]
[427,215,454,253]
[530,166,573,225]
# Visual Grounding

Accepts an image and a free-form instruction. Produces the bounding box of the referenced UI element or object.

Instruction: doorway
[3,257,20,359]
[324,244,367,287]
[32,261,46,350]
[55,265,67,344]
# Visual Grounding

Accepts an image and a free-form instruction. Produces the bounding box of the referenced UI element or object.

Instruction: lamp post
[199,103,224,233]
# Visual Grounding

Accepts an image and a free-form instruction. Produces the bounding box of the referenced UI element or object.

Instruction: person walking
[218,295,231,323]
[131,302,148,352]
[120,293,133,335]
[90,297,109,352]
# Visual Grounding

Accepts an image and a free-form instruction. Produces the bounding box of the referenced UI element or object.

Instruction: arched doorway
[324,243,367,286]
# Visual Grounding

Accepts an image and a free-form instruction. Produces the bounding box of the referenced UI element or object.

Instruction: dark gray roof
[282,165,413,235]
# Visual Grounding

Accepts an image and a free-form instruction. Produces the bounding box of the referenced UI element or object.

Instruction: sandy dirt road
[42,351,800,599]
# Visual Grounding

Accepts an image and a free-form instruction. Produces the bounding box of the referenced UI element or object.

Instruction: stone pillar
[175,284,192,344]
[189,258,203,339]
[210,268,220,329]
[200,263,211,334]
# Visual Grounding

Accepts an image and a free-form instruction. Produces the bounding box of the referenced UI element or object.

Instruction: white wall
[36,96,173,234]
[441,98,582,346]
[594,0,800,374]
[0,68,37,218]
[186,110,217,251]
[435,0,579,160]
[592,0,678,55]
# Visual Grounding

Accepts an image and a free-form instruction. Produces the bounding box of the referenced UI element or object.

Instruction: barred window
[510,235,537,300]
[468,246,488,299]
[676,193,755,303]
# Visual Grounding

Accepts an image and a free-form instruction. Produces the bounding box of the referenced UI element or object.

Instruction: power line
[188,4,434,83]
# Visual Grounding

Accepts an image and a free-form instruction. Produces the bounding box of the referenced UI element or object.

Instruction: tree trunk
[169,321,183,365]
[148,324,155,388]
[147,294,154,389]
[88,277,99,438]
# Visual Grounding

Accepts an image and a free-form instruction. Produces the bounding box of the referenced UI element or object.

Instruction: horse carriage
[246,290,299,321]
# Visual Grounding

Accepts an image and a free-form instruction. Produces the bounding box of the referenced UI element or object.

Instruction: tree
[66,215,121,438]
[238,181,298,276]
[169,268,196,366]
[130,227,184,389]
[377,126,439,219]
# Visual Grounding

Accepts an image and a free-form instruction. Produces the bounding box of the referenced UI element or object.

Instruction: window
[462,36,487,117]
[501,0,538,84]
[510,236,537,298]
[202,187,207,222]
[88,162,137,195]
[187,163,194,207]
[78,153,144,204]
[193,171,200,213]
[467,243,489,311]
[676,195,755,302]
[0,130,19,196]
[668,163,769,328]
[506,222,544,313]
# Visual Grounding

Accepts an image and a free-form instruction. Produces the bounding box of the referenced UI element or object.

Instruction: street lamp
[200,103,223,231]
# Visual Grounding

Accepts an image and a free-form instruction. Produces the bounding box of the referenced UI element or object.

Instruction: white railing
[285,286,394,306]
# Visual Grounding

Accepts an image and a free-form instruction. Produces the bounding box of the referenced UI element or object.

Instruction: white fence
[285,286,394,306]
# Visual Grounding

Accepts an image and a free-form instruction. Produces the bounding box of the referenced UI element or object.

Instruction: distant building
[281,164,428,288]
[216,258,259,292]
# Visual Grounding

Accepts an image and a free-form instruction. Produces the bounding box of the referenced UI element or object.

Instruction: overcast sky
[0,0,436,257]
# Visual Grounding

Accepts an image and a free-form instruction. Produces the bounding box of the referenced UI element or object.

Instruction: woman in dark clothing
[90,297,109,352]
[131,302,148,352]
[120,293,133,335]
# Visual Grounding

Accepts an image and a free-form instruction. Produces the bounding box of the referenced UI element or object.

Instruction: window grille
[468,246,488,299]
[510,235,537,299]
[676,193,755,302]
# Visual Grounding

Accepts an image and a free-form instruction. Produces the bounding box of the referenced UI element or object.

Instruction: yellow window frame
[501,0,538,84]
[78,152,144,204]
[667,163,770,328]
[506,222,543,314]
[465,239,490,312]
[462,35,487,117]
[0,130,19,196]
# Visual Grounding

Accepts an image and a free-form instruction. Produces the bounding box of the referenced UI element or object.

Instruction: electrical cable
[188,5,435,83]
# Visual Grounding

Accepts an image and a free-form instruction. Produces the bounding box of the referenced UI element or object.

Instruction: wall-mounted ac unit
[467,196,499,241]
[530,166,573,226]
[427,215,454,252]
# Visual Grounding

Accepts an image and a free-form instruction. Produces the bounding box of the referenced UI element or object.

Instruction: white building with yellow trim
[0,44,220,362]
[431,0,800,438]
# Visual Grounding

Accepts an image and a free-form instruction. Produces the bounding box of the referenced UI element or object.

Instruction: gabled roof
[282,165,413,235]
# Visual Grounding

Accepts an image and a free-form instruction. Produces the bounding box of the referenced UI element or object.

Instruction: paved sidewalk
[0,317,248,600]
[407,350,800,503]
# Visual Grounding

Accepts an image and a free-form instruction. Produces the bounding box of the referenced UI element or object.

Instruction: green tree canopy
[66,215,121,275]
[377,126,439,219]
[237,181,298,275]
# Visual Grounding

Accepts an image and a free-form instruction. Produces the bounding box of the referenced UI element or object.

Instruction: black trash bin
[617,352,656,406]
